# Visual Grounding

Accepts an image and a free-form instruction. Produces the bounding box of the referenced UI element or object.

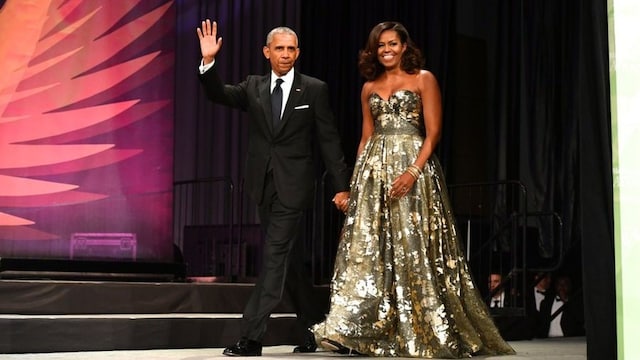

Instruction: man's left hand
[332,191,350,213]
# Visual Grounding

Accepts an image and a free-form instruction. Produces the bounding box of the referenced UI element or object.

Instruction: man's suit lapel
[258,74,274,134]
[276,73,304,132]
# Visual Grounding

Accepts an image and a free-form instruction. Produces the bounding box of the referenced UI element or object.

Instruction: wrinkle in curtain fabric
[519,1,578,258]
[484,0,615,358]
[487,0,577,258]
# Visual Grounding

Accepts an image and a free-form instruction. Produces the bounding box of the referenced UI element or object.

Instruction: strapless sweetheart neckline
[370,89,419,102]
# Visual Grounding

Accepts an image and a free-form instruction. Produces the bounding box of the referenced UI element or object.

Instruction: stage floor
[0,337,586,359]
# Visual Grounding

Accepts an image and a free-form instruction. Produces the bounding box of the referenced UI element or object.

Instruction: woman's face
[376,29,406,69]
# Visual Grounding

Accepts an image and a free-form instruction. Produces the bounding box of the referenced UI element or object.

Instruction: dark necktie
[493,299,500,308]
[271,78,284,127]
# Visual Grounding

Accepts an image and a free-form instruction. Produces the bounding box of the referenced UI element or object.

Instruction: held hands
[332,191,350,213]
[196,19,223,65]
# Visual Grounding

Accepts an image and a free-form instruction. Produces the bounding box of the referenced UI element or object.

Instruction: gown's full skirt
[312,90,515,358]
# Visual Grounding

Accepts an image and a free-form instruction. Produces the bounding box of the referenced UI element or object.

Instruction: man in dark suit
[487,272,508,308]
[196,19,351,356]
[539,275,585,338]
[525,271,555,338]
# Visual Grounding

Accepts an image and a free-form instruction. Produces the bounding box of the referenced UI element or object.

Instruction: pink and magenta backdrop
[0,0,175,261]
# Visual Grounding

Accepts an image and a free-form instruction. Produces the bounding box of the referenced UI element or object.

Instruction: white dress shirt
[270,69,294,119]
[534,288,546,311]
[199,59,215,74]
[548,297,565,337]
[490,292,505,308]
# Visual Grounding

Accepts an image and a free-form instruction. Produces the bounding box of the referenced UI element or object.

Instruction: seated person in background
[527,272,555,338]
[488,272,508,308]
[540,274,585,338]
[532,272,553,311]
[487,271,535,340]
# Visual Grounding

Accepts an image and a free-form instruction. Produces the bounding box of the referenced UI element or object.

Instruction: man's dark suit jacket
[538,294,585,338]
[199,64,350,209]
[527,288,555,338]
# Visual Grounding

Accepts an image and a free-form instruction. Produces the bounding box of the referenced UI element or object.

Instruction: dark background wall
[0,0,615,357]
[173,0,614,358]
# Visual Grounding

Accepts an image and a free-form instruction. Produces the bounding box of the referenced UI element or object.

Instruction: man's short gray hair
[266,27,298,46]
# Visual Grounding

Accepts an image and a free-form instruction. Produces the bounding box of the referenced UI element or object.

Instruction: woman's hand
[390,172,416,199]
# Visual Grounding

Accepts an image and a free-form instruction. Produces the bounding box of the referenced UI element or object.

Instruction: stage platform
[0,279,587,358]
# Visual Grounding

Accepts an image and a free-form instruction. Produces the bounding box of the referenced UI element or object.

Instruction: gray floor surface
[0,337,586,359]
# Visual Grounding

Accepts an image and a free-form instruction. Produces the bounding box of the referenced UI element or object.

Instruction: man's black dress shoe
[292,330,317,353]
[222,337,262,356]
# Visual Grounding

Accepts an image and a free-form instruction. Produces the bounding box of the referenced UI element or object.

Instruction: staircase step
[0,280,329,314]
[0,313,300,353]
[0,280,329,353]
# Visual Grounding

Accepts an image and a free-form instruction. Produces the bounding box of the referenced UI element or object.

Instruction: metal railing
[172,176,565,300]
[173,177,235,281]
[448,180,564,316]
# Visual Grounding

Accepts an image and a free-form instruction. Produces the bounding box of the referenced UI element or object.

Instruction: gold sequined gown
[312,90,515,358]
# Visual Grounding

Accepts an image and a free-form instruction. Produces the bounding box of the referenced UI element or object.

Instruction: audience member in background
[531,272,553,311]
[526,272,555,338]
[540,274,585,338]
[488,271,537,341]
[488,272,508,308]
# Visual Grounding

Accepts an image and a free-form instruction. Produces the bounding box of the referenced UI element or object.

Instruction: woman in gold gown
[312,21,516,358]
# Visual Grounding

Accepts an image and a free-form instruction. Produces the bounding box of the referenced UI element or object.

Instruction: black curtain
[174,0,615,358]
[575,2,616,359]
[460,0,615,358]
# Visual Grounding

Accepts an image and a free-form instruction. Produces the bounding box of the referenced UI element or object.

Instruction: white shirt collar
[491,292,505,307]
[271,68,294,89]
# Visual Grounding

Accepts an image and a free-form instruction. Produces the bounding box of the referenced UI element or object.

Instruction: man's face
[488,274,502,293]
[263,33,299,77]
[536,273,552,290]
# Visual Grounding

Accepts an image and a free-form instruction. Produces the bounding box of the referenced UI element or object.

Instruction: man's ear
[263,46,270,59]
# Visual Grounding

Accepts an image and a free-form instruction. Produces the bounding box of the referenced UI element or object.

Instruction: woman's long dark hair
[358,21,425,81]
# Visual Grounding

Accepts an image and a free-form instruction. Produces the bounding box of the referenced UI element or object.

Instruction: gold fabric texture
[312,90,515,358]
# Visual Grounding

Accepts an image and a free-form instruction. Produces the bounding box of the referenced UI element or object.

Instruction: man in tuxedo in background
[539,274,585,338]
[526,271,555,338]
[197,19,351,356]
[487,271,536,340]
[488,272,508,308]
[531,272,553,311]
